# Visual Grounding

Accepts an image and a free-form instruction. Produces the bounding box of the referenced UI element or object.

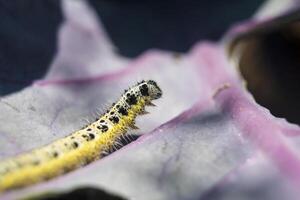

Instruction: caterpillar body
[0,80,162,192]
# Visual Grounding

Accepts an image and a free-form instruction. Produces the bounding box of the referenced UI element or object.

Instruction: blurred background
[1,1,300,199]
[0,0,264,95]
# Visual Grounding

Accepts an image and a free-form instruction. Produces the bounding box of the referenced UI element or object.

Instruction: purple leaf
[1,0,300,200]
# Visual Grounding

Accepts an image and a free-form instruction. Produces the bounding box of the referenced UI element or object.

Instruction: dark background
[0,0,264,95]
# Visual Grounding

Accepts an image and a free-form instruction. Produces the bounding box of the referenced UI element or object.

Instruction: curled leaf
[1,0,300,200]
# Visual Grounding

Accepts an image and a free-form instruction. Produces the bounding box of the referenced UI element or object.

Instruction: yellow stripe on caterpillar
[0,80,162,192]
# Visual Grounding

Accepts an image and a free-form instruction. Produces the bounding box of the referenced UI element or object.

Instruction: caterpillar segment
[0,80,162,192]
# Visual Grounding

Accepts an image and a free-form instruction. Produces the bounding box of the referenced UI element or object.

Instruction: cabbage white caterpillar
[0,80,162,192]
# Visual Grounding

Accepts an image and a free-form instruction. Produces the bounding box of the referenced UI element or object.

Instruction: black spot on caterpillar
[0,80,162,192]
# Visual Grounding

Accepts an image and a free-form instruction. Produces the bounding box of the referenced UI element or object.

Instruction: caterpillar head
[144,80,162,100]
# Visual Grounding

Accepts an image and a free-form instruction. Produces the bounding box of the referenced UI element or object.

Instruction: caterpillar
[0,80,162,192]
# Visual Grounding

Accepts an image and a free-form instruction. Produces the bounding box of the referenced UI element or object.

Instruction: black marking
[73,142,79,149]
[148,80,157,86]
[118,107,128,116]
[126,94,137,105]
[140,84,149,96]
[88,133,95,140]
[109,116,119,124]
[100,120,105,123]
[71,136,75,139]
[102,125,108,132]
[116,105,120,108]
[82,134,90,141]
[110,111,115,115]
[53,152,59,158]
[97,124,108,132]
[87,128,92,131]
